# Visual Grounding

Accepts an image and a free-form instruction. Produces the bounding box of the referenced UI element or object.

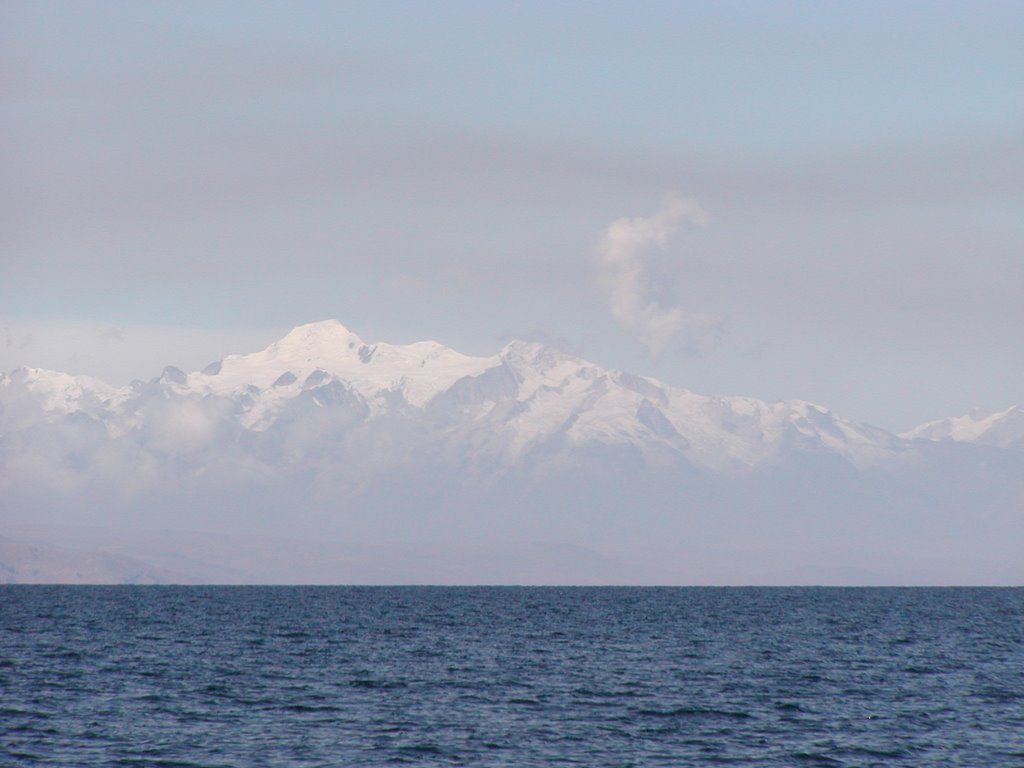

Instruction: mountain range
[2,320,1021,584]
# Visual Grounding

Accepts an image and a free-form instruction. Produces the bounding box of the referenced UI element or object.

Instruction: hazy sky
[2,0,1021,431]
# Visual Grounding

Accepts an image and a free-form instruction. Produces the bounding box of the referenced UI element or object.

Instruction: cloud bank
[596,195,720,358]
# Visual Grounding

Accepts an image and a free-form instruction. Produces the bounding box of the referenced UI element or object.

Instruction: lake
[2,586,1022,766]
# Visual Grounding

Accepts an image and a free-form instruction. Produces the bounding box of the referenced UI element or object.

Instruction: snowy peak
[188,321,499,411]
[2,367,120,414]
[499,341,604,398]
[200,320,365,388]
[268,319,364,360]
[500,340,568,372]
[903,406,1024,448]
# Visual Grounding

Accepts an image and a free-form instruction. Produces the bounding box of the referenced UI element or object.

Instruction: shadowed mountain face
[1,320,1022,584]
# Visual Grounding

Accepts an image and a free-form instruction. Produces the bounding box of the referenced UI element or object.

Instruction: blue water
[2,587,1022,767]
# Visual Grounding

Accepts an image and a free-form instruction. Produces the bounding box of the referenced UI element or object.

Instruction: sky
[2,0,1022,432]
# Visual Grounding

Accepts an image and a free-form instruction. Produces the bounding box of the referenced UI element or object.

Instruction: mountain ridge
[7,319,1012,468]
[2,319,1021,585]
[901,405,1024,448]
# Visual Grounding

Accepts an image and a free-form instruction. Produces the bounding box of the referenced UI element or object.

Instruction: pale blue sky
[2,0,1022,430]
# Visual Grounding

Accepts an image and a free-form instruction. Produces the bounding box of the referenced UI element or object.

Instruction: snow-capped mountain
[902,405,1024,448]
[1,319,904,471]
[189,320,499,413]
[2,320,1021,585]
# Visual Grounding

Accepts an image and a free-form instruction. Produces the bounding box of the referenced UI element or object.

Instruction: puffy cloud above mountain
[595,196,722,359]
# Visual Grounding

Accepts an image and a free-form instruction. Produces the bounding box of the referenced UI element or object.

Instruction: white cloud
[595,194,720,358]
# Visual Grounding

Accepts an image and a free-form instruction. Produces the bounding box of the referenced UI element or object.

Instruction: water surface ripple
[2,586,1022,766]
